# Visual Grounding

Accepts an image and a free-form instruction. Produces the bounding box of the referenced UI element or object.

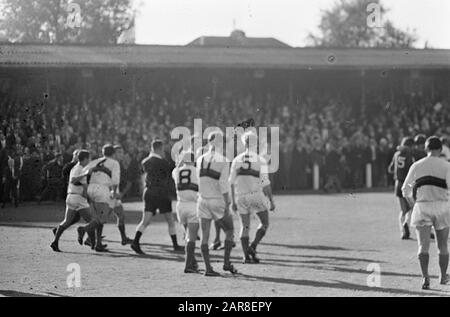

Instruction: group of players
[50,145,133,253]
[49,128,275,277]
[390,134,450,289]
[131,130,275,276]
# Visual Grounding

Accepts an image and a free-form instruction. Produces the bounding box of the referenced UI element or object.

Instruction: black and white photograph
[0,0,450,299]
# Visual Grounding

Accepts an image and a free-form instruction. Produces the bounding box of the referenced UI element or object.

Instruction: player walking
[196,131,237,276]
[388,137,415,239]
[77,144,120,252]
[402,136,450,289]
[111,145,133,245]
[229,132,275,264]
[172,151,200,273]
[131,139,183,254]
[50,150,92,252]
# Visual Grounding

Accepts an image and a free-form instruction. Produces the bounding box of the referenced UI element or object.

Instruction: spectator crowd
[1,84,449,206]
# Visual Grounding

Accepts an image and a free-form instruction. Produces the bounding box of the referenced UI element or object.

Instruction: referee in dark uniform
[131,139,183,255]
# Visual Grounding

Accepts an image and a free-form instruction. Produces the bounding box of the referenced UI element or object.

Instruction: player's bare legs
[216,214,238,273]
[416,225,432,289]
[184,222,200,273]
[131,211,153,254]
[399,198,411,239]
[199,217,219,276]
[113,204,132,245]
[435,227,450,285]
[163,212,183,251]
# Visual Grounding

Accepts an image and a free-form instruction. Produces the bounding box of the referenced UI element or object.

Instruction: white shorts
[176,201,199,225]
[197,197,226,220]
[87,184,114,208]
[237,191,269,215]
[66,194,90,211]
[411,201,450,230]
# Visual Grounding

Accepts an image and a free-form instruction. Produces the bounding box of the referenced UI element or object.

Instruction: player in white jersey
[230,131,275,264]
[50,150,92,252]
[196,131,237,276]
[77,145,120,252]
[402,137,450,289]
[172,151,200,273]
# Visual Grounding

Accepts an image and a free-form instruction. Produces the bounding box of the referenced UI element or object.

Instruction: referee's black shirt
[141,154,172,197]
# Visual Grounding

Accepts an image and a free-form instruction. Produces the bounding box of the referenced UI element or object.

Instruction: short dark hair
[77,150,90,162]
[414,134,426,145]
[151,139,163,151]
[113,145,123,151]
[425,136,442,151]
[102,144,115,157]
[401,137,414,147]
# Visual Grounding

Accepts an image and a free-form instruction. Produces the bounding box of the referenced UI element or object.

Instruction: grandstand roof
[187,30,291,49]
[0,44,449,70]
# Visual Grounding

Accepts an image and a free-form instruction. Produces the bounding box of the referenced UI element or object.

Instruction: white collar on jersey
[149,152,162,159]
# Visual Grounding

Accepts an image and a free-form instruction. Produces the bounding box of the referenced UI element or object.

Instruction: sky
[134,0,450,49]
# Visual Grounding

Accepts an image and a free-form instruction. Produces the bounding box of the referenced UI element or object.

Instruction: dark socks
[201,244,212,271]
[95,224,104,248]
[240,237,250,258]
[53,225,67,243]
[224,240,233,266]
[214,222,221,242]
[185,241,196,269]
[84,220,98,233]
[134,231,142,244]
[418,253,430,278]
[171,234,179,247]
[439,254,449,278]
[118,224,127,240]
[69,213,81,227]
[251,228,266,250]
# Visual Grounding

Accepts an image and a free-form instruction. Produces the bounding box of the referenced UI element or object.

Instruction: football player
[172,151,200,273]
[388,137,415,239]
[50,150,92,252]
[77,144,120,252]
[229,131,275,263]
[196,131,237,276]
[402,136,450,289]
[111,145,133,245]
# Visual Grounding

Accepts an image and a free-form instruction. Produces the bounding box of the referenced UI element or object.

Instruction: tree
[0,0,135,44]
[307,0,417,48]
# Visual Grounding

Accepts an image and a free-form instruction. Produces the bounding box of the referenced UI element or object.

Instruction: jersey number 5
[397,156,405,169]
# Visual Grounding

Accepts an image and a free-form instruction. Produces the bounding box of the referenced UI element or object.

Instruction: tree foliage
[307,0,417,48]
[0,0,134,44]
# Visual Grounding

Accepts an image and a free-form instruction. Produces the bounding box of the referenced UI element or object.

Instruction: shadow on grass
[322,266,439,279]
[239,274,443,296]
[261,242,378,253]
[261,242,350,251]
[0,223,54,230]
[0,289,69,297]
[258,252,386,264]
